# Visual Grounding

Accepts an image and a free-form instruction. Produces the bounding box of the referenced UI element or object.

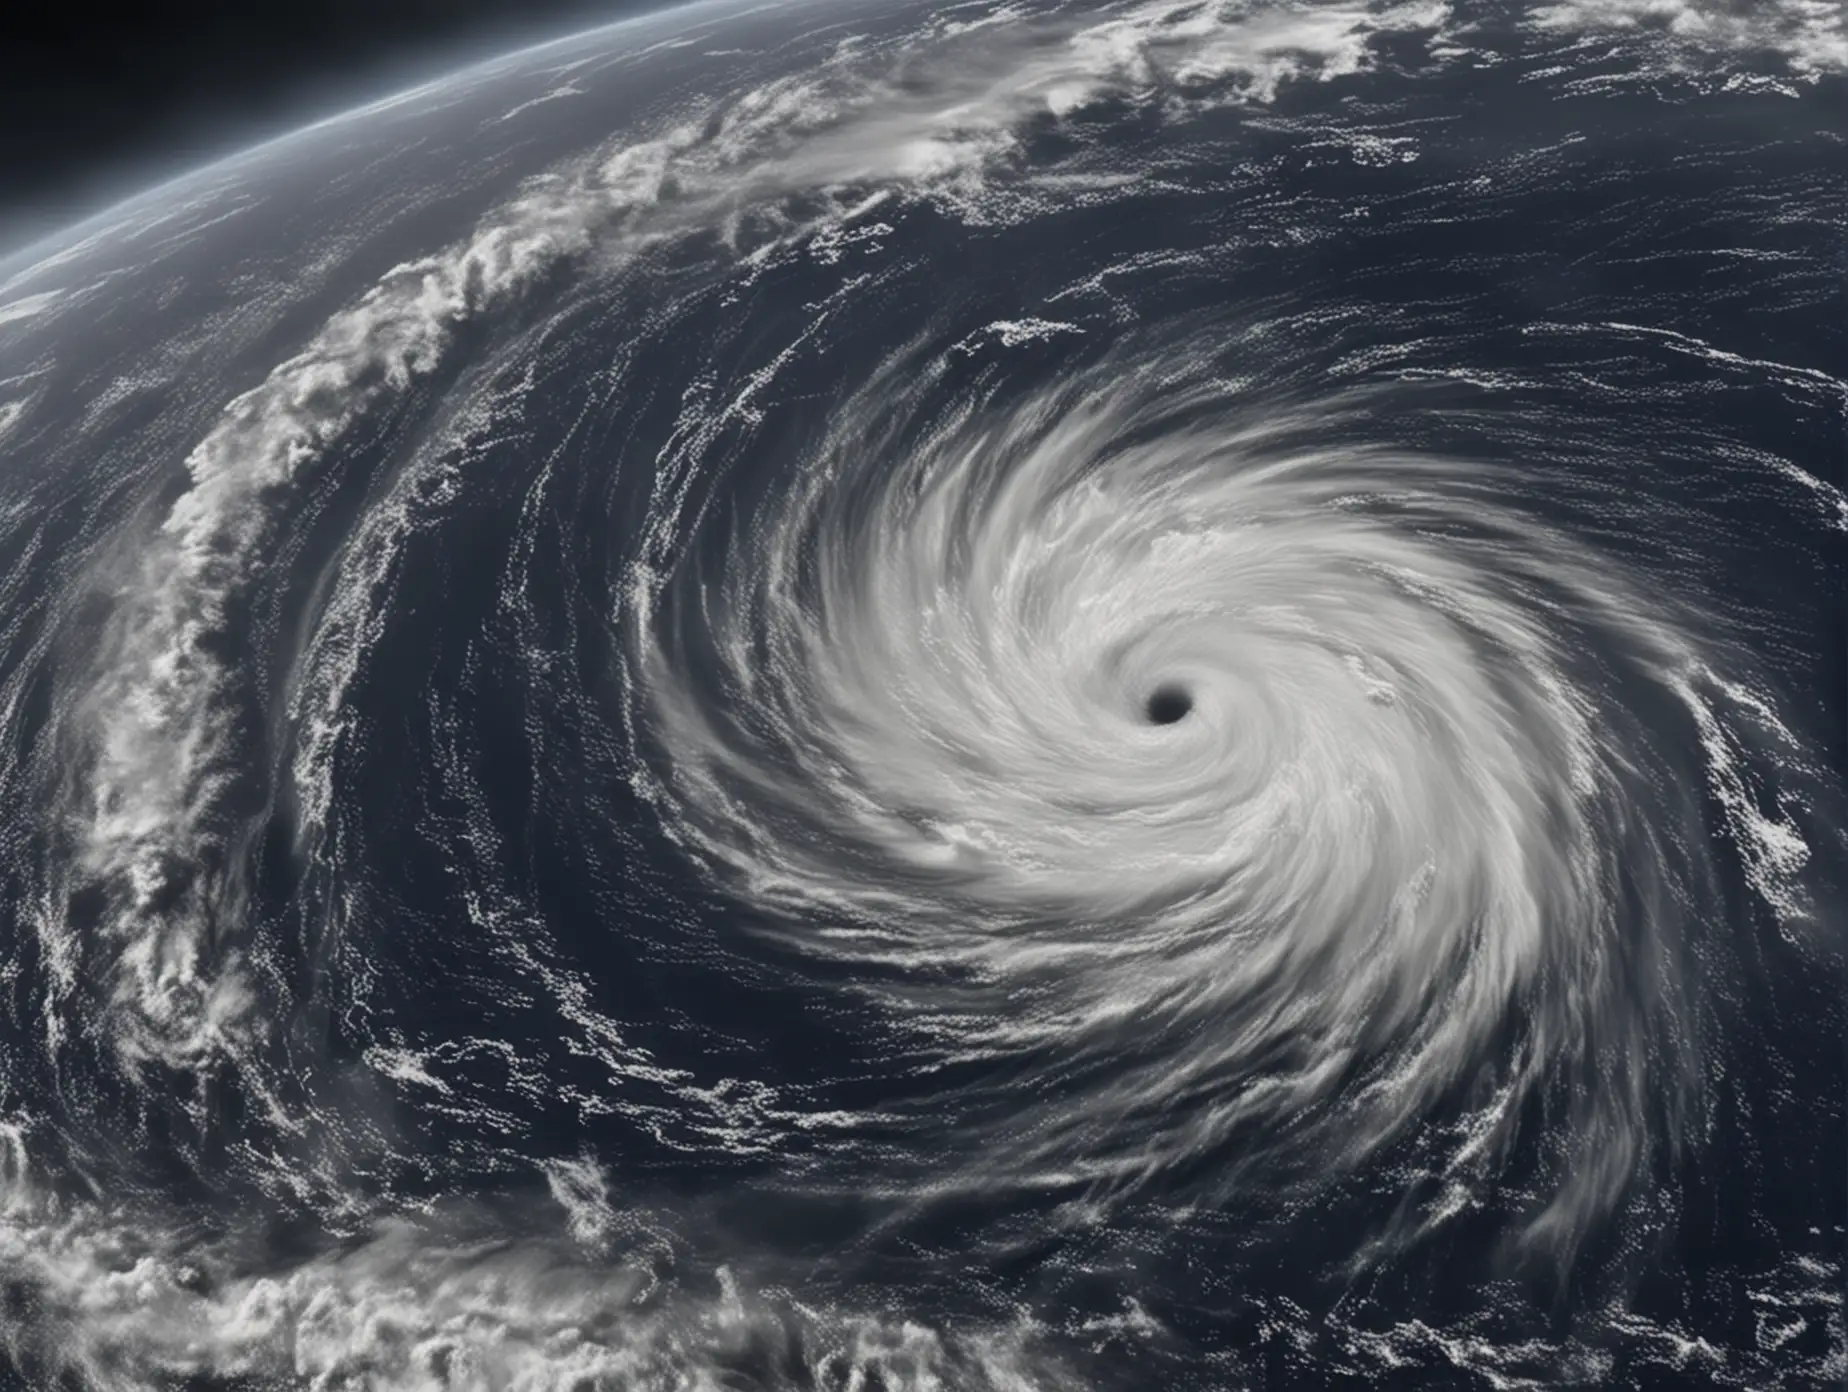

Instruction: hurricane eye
[1144,685,1193,725]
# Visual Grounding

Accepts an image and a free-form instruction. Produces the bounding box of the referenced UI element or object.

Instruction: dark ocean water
[0,1,1842,1386]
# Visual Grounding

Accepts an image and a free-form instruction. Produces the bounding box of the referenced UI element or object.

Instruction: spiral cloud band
[0,0,1841,1386]
[633,332,1800,1247]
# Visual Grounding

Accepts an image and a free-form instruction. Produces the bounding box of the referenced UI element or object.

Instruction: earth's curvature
[0,0,1843,1386]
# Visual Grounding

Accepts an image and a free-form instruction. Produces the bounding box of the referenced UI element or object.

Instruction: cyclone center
[1144,684,1193,726]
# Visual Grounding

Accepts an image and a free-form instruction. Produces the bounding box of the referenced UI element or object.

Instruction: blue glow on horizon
[0,0,755,275]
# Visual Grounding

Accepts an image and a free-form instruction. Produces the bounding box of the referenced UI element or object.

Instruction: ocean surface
[0,1,1842,1386]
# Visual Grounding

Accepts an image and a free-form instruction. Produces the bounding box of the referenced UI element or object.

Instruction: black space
[0,0,659,251]
[1145,685,1192,725]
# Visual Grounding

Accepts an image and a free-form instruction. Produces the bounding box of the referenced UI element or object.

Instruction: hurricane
[0,0,1842,1386]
